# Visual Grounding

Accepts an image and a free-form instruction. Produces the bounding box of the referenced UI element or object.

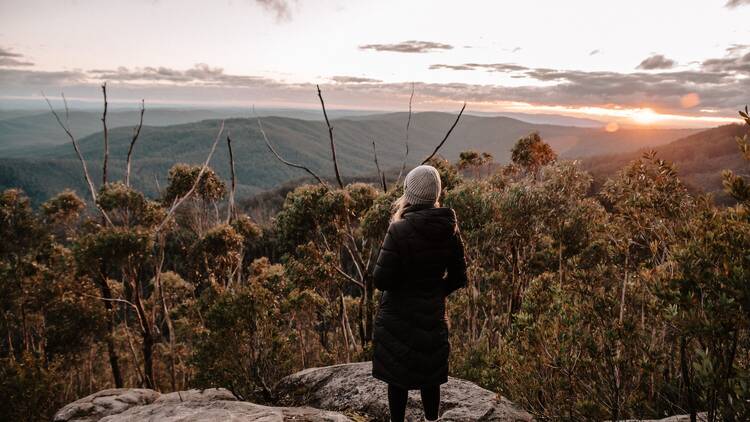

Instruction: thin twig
[226,133,237,224]
[397,83,415,183]
[80,293,139,311]
[422,102,467,165]
[155,121,225,233]
[316,84,344,189]
[43,92,112,226]
[101,83,109,186]
[126,100,145,187]
[254,112,329,188]
[372,140,387,191]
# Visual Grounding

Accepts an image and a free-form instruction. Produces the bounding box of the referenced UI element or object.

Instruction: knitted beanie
[403,165,442,205]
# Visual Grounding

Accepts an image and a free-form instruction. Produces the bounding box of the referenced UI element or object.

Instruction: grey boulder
[53,387,352,422]
[275,361,533,421]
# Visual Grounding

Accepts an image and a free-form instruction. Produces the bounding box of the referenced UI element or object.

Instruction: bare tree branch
[43,92,112,226]
[316,84,344,189]
[125,100,145,187]
[226,133,237,224]
[422,102,466,165]
[397,83,415,184]
[101,83,109,186]
[254,112,329,188]
[372,140,387,191]
[155,120,225,233]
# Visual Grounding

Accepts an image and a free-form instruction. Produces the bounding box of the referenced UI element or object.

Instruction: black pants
[387,383,440,421]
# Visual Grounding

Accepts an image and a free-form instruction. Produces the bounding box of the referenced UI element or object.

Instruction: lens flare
[680,93,700,108]
[605,122,620,132]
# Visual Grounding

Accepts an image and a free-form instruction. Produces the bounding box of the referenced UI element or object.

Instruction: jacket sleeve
[443,225,468,297]
[373,224,401,291]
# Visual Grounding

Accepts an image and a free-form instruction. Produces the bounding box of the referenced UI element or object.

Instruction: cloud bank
[2,44,747,124]
[359,40,454,53]
[637,54,676,70]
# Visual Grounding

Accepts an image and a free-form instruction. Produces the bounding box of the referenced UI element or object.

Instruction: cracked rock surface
[275,361,533,422]
[53,387,352,422]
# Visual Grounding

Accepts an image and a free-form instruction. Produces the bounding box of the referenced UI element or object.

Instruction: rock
[622,414,707,422]
[275,361,534,421]
[54,387,353,422]
[53,389,160,422]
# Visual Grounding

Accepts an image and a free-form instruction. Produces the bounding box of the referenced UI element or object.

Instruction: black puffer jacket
[372,204,468,389]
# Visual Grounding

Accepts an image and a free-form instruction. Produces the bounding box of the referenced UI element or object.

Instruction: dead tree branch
[422,102,466,165]
[101,83,109,186]
[316,85,344,189]
[125,100,145,187]
[226,133,237,223]
[43,92,112,225]
[155,121,225,233]
[397,83,415,183]
[372,140,387,191]
[254,113,329,188]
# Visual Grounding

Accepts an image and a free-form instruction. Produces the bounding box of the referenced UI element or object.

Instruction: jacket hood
[402,206,456,240]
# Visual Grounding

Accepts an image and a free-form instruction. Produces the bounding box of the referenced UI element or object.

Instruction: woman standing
[372,165,468,422]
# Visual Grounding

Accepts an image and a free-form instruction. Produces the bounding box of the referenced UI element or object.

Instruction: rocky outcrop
[625,415,707,422]
[275,361,534,421]
[56,362,701,421]
[53,387,353,422]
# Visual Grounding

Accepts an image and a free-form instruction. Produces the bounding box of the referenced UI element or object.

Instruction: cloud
[254,0,293,22]
[358,40,453,53]
[702,50,750,73]
[637,54,676,70]
[425,50,749,115]
[330,76,382,83]
[0,47,34,67]
[512,47,521,53]
[2,45,748,120]
[88,63,282,88]
[725,0,750,8]
[430,63,528,72]
[589,49,600,56]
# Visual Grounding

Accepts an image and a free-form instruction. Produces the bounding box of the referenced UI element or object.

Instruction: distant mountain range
[582,123,750,204]
[0,106,616,154]
[0,110,702,204]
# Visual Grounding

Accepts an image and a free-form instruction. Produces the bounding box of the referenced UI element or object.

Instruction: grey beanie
[403,165,442,205]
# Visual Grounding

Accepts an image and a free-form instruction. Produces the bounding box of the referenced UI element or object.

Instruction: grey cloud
[0,47,23,58]
[512,47,521,53]
[254,0,293,22]
[430,63,527,72]
[726,44,749,54]
[702,51,750,74]
[0,68,86,87]
[331,76,382,83]
[359,40,453,53]
[589,49,600,56]
[0,47,34,67]
[88,63,281,88]
[637,54,676,70]
[425,50,749,114]
[725,0,750,8]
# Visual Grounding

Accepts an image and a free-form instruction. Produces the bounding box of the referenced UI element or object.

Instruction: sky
[1,0,749,127]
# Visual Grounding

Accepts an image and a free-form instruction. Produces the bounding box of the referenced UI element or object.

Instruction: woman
[372,165,468,422]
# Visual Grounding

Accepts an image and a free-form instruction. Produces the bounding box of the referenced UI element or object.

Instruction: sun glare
[493,101,740,128]
[630,108,663,124]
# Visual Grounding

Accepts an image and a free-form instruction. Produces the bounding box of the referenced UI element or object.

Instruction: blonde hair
[390,194,440,222]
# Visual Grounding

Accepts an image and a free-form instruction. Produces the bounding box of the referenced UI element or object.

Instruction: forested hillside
[583,123,750,203]
[1,104,748,421]
[0,112,697,205]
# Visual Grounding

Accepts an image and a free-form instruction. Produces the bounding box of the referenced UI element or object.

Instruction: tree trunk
[97,276,123,388]
[364,275,374,343]
[680,336,696,422]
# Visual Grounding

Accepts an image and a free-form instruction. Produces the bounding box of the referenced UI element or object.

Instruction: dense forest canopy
[1,95,749,421]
